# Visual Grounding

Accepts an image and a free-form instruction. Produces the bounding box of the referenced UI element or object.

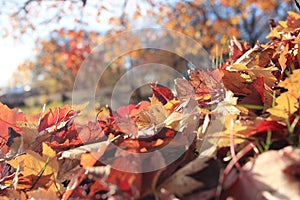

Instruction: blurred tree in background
[30,29,93,94]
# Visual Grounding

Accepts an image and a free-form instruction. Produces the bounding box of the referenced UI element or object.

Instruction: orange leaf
[0,173,53,190]
[279,43,289,73]
[38,104,79,135]
[0,103,27,157]
[38,105,80,146]
[0,103,27,137]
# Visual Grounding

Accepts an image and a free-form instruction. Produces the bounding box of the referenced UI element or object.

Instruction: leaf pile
[1,12,300,199]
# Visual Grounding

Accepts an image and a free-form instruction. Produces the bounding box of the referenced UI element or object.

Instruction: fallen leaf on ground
[222,146,300,199]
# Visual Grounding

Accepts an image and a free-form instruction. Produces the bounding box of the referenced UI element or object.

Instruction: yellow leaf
[96,106,110,122]
[229,63,248,71]
[267,93,299,121]
[7,143,60,191]
[210,115,248,147]
[266,27,281,39]
[293,44,298,57]
[278,69,300,98]
[278,20,288,28]
[267,69,300,120]
[42,142,56,158]
[164,99,180,112]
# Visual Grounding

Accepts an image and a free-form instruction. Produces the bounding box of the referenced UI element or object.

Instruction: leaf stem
[30,156,50,190]
[264,130,272,151]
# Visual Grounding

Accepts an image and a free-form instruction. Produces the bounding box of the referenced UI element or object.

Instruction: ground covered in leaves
[1,12,300,200]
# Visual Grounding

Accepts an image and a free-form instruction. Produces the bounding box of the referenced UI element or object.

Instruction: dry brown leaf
[159,147,220,197]
[4,121,40,161]
[174,78,194,102]
[227,63,277,87]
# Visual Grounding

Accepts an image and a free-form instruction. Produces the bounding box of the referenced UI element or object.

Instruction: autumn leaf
[254,120,287,137]
[212,117,252,147]
[159,153,221,198]
[213,90,241,116]
[3,128,22,160]
[149,83,174,104]
[136,103,168,130]
[0,173,53,191]
[164,99,181,113]
[267,70,300,120]
[189,69,224,105]
[0,103,27,154]
[2,5,300,199]
[229,37,251,62]
[114,117,139,138]
[0,103,27,133]
[3,121,41,160]
[7,143,60,192]
[174,78,194,102]
[60,141,108,160]
[221,70,252,96]
[278,69,300,98]
[267,93,299,121]
[227,63,277,87]
[232,43,275,69]
[210,90,255,147]
[237,77,266,115]
[117,104,136,117]
[0,103,28,168]
[222,146,300,199]
[266,26,281,39]
[38,104,79,137]
[16,121,39,150]
[279,43,289,73]
[129,100,151,120]
[287,11,300,29]
[163,111,183,131]
[45,125,80,150]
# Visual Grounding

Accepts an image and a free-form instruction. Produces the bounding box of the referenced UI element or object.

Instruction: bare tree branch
[12,0,85,17]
